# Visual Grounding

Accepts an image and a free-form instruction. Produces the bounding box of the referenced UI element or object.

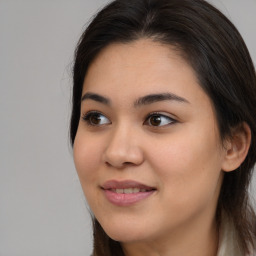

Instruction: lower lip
[103,189,155,206]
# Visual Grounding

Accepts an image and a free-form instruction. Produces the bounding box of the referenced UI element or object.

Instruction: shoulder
[217,214,256,256]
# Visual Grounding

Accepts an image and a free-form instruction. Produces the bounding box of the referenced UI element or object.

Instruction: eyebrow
[81,92,189,107]
[134,93,189,107]
[81,92,111,105]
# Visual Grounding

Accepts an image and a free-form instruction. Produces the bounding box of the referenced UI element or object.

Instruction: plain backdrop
[0,0,255,255]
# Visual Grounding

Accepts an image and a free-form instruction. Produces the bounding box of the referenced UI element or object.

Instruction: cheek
[147,128,223,203]
[73,131,102,184]
[73,131,105,211]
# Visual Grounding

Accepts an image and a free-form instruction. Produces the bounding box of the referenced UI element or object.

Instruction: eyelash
[81,111,177,127]
[82,111,111,126]
[144,112,176,127]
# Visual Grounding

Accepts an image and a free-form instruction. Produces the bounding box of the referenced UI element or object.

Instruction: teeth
[116,189,123,194]
[123,188,133,194]
[112,188,148,194]
[133,188,140,193]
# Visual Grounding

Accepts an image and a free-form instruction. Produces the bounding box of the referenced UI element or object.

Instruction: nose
[102,125,144,169]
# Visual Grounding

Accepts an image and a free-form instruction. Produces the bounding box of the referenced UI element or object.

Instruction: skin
[73,39,249,256]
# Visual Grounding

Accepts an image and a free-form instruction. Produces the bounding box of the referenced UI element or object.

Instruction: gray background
[0,0,255,255]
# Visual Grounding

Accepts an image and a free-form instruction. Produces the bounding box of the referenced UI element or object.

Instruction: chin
[101,222,148,243]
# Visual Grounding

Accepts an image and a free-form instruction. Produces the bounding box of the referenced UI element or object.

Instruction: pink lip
[102,180,155,190]
[101,180,156,206]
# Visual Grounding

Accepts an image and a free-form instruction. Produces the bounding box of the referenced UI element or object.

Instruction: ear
[221,122,251,172]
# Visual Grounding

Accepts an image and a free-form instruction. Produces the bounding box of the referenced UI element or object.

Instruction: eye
[144,113,176,127]
[82,111,111,126]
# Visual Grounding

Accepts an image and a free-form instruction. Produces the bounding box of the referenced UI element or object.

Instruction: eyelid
[81,110,111,126]
[144,112,177,127]
[81,110,176,127]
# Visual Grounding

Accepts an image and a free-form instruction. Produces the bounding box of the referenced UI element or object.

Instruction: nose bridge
[103,122,143,168]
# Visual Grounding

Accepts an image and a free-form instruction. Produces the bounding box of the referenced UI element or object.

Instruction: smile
[101,180,156,206]
[110,188,148,194]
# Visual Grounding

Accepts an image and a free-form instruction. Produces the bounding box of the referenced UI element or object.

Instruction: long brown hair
[70,0,256,255]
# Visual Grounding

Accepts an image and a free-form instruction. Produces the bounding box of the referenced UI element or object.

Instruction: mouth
[109,188,151,194]
[101,180,156,206]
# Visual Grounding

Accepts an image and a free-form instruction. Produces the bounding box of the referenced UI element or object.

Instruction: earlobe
[221,122,251,172]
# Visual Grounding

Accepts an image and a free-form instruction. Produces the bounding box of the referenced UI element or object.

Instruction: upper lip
[101,180,156,190]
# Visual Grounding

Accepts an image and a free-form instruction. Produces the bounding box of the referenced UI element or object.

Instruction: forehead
[82,39,208,107]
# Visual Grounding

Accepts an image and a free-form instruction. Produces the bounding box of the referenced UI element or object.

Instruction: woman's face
[73,39,226,245]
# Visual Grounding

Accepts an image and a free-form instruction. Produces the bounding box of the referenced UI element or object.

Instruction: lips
[110,188,148,194]
[102,179,155,190]
[101,180,156,206]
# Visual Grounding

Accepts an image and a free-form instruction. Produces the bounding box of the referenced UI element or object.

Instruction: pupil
[150,116,161,126]
[91,114,101,124]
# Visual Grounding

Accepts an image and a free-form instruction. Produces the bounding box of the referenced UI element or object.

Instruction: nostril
[123,162,136,166]
[105,161,112,167]
[105,161,135,168]
[103,143,144,168]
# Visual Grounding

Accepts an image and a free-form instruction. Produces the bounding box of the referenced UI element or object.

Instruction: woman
[70,0,256,255]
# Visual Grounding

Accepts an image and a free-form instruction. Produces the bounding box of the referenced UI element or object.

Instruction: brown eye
[149,115,162,126]
[145,113,175,127]
[90,113,101,125]
[82,112,111,126]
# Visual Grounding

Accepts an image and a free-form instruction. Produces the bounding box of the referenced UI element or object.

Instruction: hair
[70,0,256,255]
